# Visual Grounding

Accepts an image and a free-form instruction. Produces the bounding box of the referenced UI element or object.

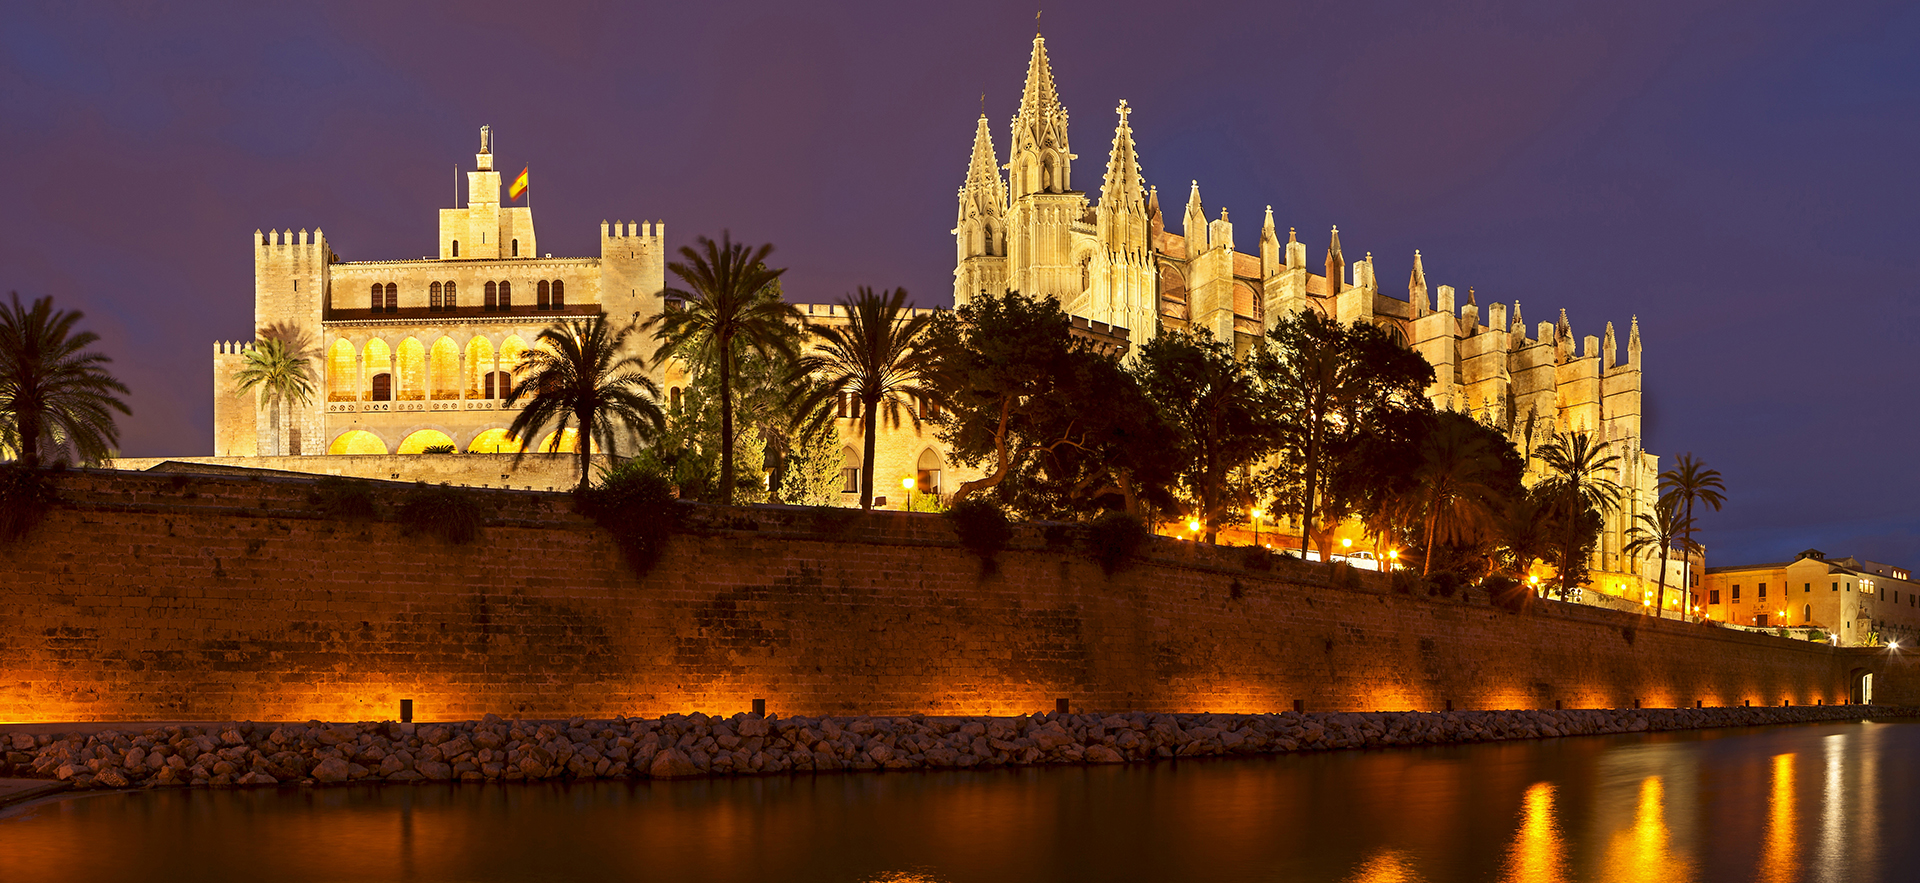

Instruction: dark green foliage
[0,292,131,466]
[397,483,485,545]
[1133,328,1272,543]
[505,314,666,496]
[581,460,684,576]
[1390,568,1422,595]
[1484,574,1529,612]
[308,476,377,521]
[421,444,456,454]
[0,465,57,543]
[787,286,937,511]
[1425,570,1464,599]
[1238,543,1280,573]
[1080,511,1148,575]
[946,497,1012,571]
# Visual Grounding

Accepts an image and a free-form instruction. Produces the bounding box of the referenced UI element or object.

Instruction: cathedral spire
[1326,225,1345,292]
[1098,100,1146,211]
[1018,34,1063,125]
[1182,181,1207,259]
[961,113,1005,204]
[1408,249,1428,311]
[1009,33,1072,196]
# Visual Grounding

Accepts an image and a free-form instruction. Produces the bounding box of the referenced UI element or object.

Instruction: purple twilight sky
[3,1,1918,567]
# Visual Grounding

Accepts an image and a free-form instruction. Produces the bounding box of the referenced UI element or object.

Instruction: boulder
[312,757,350,783]
[649,748,700,779]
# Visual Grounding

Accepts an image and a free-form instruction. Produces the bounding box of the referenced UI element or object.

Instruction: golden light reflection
[1601,777,1693,883]
[1758,753,1798,883]
[1499,783,1568,883]
[1343,847,1426,883]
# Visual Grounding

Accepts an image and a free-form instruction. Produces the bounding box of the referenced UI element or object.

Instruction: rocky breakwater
[0,705,1907,792]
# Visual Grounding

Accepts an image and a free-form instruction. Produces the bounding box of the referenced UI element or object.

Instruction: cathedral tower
[952,114,1008,307]
[1004,33,1085,302]
[1085,101,1158,350]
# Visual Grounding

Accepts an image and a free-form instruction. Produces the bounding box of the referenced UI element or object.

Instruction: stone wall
[3,471,1913,724]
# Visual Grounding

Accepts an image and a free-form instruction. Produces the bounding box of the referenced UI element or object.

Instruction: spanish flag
[508,166,529,201]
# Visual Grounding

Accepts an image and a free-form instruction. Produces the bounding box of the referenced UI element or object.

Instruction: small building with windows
[1703,549,1920,647]
[214,126,669,461]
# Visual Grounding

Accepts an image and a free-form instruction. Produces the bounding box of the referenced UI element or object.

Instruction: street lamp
[1187,519,1202,539]
[1250,508,1263,547]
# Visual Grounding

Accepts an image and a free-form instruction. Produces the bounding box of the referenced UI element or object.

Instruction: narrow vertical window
[485,281,498,311]
[512,239,519,257]
[371,284,383,311]
[452,240,459,257]
[538,280,550,310]
[385,283,398,312]
[430,282,443,311]
[371,373,392,401]
[551,280,564,308]
[498,281,511,308]
[444,281,456,308]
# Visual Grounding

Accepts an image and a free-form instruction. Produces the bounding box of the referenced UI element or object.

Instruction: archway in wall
[465,338,495,398]
[534,428,579,454]
[841,446,860,495]
[396,429,457,454]
[466,428,521,454]
[395,338,426,401]
[430,338,461,400]
[363,339,393,401]
[499,336,529,387]
[327,430,387,455]
[327,340,357,402]
[915,447,944,496]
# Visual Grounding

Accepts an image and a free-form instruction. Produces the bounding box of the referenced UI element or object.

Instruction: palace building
[953,32,1664,590]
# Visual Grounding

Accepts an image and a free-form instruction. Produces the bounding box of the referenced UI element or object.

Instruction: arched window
[384,283,398,312]
[370,373,392,401]
[451,240,459,257]
[370,284,382,311]
[551,280,564,308]
[512,238,519,257]
[485,281,498,310]
[840,447,860,494]
[498,281,511,309]
[537,280,551,310]
[444,281,456,308]
[430,281,443,311]
[915,447,944,496]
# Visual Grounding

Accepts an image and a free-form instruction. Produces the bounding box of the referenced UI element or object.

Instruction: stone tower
[1085,101,1158,351]
[1004,34,1084,303]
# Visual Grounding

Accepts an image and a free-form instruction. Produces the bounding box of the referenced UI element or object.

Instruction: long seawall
[2,470,1915,724]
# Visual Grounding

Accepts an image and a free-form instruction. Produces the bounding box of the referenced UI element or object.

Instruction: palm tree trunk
[1423,505,1438,576]
[1654,547,1670,620]
[1561,482,1579,600]
[1301,420,1320,558]
[17,406,39,467]
[270,399,283,457]
[718,337,735,506]
[860,392,878,510]
[576,406,594,497]
[1683,498,1697,617]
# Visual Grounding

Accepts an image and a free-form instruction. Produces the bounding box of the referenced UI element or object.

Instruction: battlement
[254,228,329,256]
[214,340,256,356]
[602,221,664,240]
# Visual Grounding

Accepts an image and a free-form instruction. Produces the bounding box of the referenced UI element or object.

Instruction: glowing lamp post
[1250,508,1263,547]
[1187,519,1202,539]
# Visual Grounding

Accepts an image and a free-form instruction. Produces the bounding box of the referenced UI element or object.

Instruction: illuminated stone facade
[954,33,1663,581]
[1704,550,1920,647]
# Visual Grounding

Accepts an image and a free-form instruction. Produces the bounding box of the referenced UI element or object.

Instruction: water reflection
[1601,777,1693,883]
[1499,783,1568,883]
[1757,754,1798,883]
[1,721,1913,882]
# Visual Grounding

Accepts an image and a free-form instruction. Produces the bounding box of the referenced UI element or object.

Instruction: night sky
[4,1,1918,568]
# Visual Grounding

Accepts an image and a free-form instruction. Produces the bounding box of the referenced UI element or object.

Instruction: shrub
[1390,569,1421,595]
[946,497,1012,573]
[308,476,378,521]
[581,460,682,575]
[421,444,457,454]
[1080,511,1148,576]
[0,465,57,543]
[397,483,485,544]
[1484,574,1529,612]
[1426,570,1464,599]
[1238,544,1280,573]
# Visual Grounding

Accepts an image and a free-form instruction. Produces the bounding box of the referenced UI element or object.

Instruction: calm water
[2,719,1915,882]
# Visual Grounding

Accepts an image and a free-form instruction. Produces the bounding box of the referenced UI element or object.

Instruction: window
[551,279,564,308]
[1806,604,1812,621]
[512,238,519,257]
[485,281,498,310]
[1759,583,1767,600]
[430,282,443,311]
[371,373,392,401]
[1834,582,1839,591]
[669,387,682,411]
[841,467,860,494]
[444,281,457,308]
[483,371,511,400]
[836,392,848,418]
[452,240,459,257]
[1731,585,1741,602]
[538,280,550,310]
[1710,589,1721,605]
[498,281,511,309]
[384,283,397,312]
[1806,583,1812,592]
[371,284,383,311]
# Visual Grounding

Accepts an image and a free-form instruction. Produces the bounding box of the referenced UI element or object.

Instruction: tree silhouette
[505,315,664,496]
[1536,430,1622,598]
[0,292,131,466]
[789,287,937,510]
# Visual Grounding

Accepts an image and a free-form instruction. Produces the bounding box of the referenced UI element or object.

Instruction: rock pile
[0,705,1904,792]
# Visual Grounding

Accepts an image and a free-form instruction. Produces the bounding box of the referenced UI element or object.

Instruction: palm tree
[789,287,938,510]
[1624,494,1696,620]
[1494,486,1560,590]
[233,333,316,457]
[0,292,131,466]
[1659,453,1726,613]
[646,233,800,505]
[1403,417,1505,575]
[1536,430,1622,598]
[504,315,665,496]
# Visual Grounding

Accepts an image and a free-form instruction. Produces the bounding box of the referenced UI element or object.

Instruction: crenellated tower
[952,114,1009,307]
[1004,33,1085,302]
